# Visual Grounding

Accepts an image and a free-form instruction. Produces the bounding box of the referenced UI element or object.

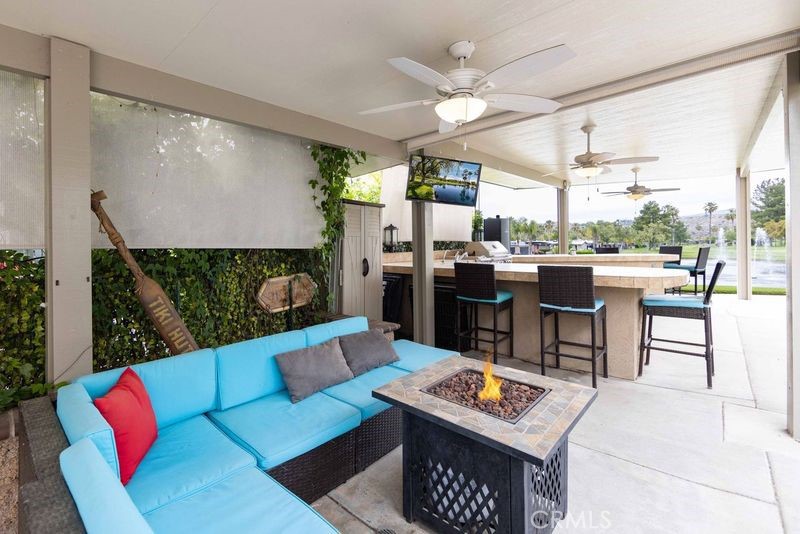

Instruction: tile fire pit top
[373,356,597,464]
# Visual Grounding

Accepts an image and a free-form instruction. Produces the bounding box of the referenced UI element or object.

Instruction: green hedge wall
[0,251,48,410]
[92,248,328,371]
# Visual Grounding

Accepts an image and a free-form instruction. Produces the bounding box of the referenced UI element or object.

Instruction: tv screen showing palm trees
[405,155,481,207]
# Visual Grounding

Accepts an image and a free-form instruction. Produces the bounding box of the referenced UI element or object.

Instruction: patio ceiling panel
[462,56,786,187]
[0,1,797,142]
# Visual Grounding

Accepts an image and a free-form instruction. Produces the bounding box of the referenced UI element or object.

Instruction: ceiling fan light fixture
[627,192,645,201]
[574,166,602,178]
[435,94,487,124]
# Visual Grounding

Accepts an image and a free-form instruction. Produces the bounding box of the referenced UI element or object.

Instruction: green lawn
[623,244,786,263]
[677,284,786,296]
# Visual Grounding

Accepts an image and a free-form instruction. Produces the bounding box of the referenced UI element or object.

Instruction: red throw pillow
[94,367,158,485]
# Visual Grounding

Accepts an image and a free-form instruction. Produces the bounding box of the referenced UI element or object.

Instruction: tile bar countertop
[383,260,689,290]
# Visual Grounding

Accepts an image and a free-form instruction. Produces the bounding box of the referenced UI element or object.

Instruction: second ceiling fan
[602,167,680,200]
[359,40,576,133]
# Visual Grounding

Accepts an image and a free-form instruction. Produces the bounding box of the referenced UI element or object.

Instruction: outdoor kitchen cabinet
[341,200,383,321]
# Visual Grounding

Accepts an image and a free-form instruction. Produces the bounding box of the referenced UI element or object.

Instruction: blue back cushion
[76,348,217,429]
[303,316,369,346]
[216,330,308,410]
[57,383,120,478]
[60,439,153,534]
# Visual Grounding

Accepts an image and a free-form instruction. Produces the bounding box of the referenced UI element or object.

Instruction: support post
[735,167,752,300]
[784,51,800,439]
[45,38,93,382]
[557,185,569,254]
[411,200,435,345]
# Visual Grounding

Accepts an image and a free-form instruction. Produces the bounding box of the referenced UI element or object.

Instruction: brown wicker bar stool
[639,261,726,389]
[455,262,514,364]
[538,266,608,388]
[659,245,683,294]
[663,245,710,295]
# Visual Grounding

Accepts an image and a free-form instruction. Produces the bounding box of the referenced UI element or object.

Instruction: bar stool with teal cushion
[639,261,726,388]
[538,266,608,388]
[663,245,710,295]
[455,262,513,364]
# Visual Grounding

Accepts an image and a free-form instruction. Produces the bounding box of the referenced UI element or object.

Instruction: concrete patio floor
[312,295,800,533]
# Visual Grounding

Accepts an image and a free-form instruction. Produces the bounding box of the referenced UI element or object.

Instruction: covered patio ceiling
[2,0,798,187]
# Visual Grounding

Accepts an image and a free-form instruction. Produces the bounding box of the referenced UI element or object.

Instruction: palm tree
[703,202,718,240]
[725,209,736,227]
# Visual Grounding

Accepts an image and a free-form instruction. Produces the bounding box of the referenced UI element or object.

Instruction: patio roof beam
[423,143,565,189]
[740,64,785,175]
[404,29,800,152]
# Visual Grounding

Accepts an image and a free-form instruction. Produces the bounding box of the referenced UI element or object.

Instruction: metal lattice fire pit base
[403,413,567,534]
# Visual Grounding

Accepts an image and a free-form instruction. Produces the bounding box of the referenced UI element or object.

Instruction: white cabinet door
[341,204,364,317]
[363,205,383,321]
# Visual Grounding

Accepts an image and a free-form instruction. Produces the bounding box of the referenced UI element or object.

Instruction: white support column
[46,38,93,382]
[735,168,752,300]
[557,185,569,253]
[411,200,435,345]
[784,51,800,439]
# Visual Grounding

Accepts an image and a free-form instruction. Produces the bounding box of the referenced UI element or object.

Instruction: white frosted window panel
[0,70,45,248]
[90,93,322,249]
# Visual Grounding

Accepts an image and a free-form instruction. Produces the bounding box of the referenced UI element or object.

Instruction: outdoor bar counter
[511,252,678,268]
[383,259,689,380]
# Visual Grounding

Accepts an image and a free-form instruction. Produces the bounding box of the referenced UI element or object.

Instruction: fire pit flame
[478,358,502,402]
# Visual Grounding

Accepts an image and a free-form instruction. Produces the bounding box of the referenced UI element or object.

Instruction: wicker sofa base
[267,406,403,503]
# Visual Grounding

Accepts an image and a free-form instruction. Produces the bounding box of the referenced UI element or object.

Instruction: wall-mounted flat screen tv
[405,155,481,207]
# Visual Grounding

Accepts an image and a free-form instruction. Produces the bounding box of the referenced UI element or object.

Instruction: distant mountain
[681,210,735,241]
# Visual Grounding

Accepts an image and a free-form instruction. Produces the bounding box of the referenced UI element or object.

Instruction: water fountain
[754,227,773,276]
[716,226,728,261]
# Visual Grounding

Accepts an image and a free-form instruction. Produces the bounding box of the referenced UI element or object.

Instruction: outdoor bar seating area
[1,3,799,534]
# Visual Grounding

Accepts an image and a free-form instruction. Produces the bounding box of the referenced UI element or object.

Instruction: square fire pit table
[373,356,597,534]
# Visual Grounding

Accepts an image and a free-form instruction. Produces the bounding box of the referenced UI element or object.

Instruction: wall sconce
[383,224,399,251]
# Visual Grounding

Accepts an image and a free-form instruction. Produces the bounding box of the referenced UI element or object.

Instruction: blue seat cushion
[389,340,457,372]
[663,263,695,271]
[323,365,408,419]
[207,390,360,470]
[143,469,336,534]
[456,289,513,305]
[540,298,605,313]
[643,294,708,309]
[125,415,255,515]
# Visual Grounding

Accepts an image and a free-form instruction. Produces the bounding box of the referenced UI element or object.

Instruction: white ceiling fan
[602,167,680,200]
[359,40,576,133]
[543,123,661,179]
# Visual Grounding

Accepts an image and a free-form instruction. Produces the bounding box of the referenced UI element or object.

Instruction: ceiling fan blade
[601,192,630,196]
[483,93,561,114]
[648,188,681,192]
[359,98,440,115]
[438,120,459,134]
[478,44,576,89]
[604,156,660,165]
[589,152,616,164]
[387,57,454,90]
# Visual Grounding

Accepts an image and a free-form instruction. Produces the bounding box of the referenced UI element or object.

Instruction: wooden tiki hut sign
[257,273,317,313]
[90,190,199,355]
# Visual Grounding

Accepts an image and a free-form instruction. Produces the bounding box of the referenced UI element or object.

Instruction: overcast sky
[478,170,782,223]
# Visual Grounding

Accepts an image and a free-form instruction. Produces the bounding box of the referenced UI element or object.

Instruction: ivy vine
[309,145,366,298]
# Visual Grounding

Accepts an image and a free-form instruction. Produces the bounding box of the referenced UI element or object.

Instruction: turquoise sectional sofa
[54,316,455,534]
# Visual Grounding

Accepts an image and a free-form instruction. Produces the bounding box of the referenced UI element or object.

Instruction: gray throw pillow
[275,338,354,403]
[338,328,400,376]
